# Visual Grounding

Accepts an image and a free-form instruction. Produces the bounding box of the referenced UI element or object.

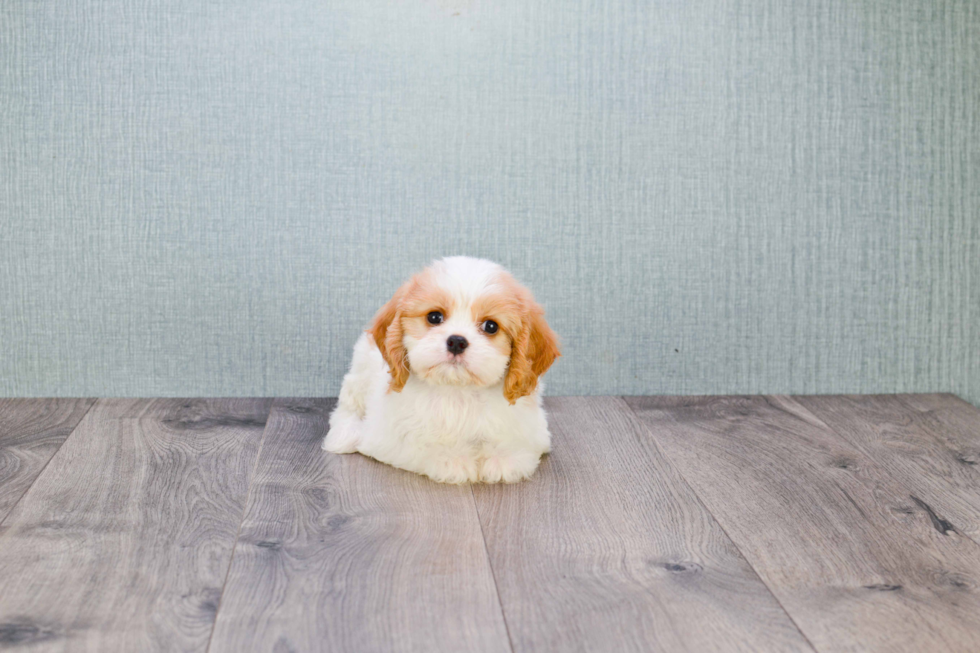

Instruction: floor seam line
[471,484,518,653]
[204,398,277,653]
[617,395,822,653]
[0,397,99,530]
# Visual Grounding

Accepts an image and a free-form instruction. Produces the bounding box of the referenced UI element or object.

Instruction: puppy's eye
[426,311,444,325]
[482,319,499,335]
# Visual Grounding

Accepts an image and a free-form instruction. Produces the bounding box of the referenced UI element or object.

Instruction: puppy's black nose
[446,335,469,355]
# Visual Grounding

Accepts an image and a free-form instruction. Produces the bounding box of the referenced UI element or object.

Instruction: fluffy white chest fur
[322,256,560,484]
[324,332,551,483]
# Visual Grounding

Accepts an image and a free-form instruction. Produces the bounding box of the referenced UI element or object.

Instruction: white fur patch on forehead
[427,256,506,306]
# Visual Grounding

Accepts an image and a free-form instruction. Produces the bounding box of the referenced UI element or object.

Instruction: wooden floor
[1,396,980,652]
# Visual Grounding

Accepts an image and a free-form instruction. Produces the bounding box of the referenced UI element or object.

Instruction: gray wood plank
[0,398,95,522]
[896,393,980,467]
[207,398,511,653]
[626,395,980,653]
[473,396,814,653]
[796,394,980,541]
[0,398,273,652]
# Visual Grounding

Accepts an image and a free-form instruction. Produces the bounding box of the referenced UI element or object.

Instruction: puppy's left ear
[504,294,561,404]
[367,280,412,393]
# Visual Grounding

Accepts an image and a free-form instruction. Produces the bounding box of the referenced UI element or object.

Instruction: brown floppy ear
[504,294,561,404]
[367,284,411,393]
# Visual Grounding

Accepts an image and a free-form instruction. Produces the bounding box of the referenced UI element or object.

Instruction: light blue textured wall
[1,0,978,404]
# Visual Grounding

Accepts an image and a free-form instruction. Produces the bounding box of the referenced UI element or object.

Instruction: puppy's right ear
[503,289,561,404]
[367,282,411,392]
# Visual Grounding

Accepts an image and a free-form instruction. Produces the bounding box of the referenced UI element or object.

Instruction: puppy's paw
[426,456,480,484]
[480,452,541,484]
[322,420,361,454]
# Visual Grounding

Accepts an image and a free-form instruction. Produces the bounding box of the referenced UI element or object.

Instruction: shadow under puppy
[323,256,560,483]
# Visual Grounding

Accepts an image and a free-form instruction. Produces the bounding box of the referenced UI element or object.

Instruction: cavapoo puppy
[322,256,560,484]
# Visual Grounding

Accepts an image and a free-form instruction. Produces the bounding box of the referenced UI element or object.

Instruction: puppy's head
[367,256,560,404]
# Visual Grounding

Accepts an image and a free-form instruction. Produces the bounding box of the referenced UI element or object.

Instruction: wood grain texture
[207,398,511,653]
[0,398,95,522]
[796,394,980,540]
[625,395,980,653]
[0,398,273,652]
[895,394,980,470]
[473,396,813,652]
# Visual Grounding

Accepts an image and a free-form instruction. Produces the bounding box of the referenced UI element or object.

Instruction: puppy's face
[367,257,560,404]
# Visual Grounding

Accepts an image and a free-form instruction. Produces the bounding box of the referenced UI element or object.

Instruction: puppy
[322,256,560,484]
